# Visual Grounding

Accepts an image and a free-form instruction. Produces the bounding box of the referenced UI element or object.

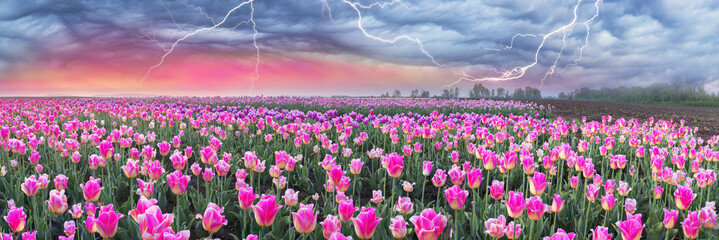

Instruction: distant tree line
[557,82,719,106]
[381,84,542,99]
[467,83,541,99]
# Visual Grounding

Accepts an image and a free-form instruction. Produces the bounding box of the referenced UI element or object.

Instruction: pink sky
[2,50,454,96]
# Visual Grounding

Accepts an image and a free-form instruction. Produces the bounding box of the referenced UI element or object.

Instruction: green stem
[529,219,535,240]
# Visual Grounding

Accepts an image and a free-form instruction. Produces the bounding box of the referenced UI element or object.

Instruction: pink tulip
[617,181,632,196]
[54,174,68,190]
[215,160,230,176]
[327,165,345,186]
[137,206,174,239]
[506,221,522,239]
[389,216,407,239]
[328,233,352,240]
[349,159,363,175]
[587,226,610,240]
[252,194,282,227]
[122,159,139,178]
[586,184,600,202]
[394,197,414,214]
[273,176,287,189]
[528,172,549,195]
[28,150,40,165]
[370,190,384,204]
[601,192,615,211]
[320,215,341,239]
[166,170,190,195]
[86,202,97,216]
[95,204,123,239]
[70,203,83,219]
[157,141,171,156]
[604,179,615,193]
[161,229,191,240]
[409,208,447,240]
[653,185,664,199]
[352,207,382,239]
[244,151,259,170]
[170,153,187,170]
[47,189,69,214]
[71,152,82,164]
[448,165,465,186]
[444,185,469,210]
[550,194,564,213]
[146,160,165,181]
[238,186,258,210]
[136,179,154,199]
[201,147,218,165]
[337,199,357,222]
[99,141,114,159]
[201,203,228,234]
[570,176,579,189]
[21,176,39,197]
[191,162,201,176]
[64,221,76,236]
[1,234,9,240]
[615,215,644,240]
[202,168,214,182]
[674,184,696,210]
[466,168,483,189]
[664,208,678,229]
[545,228,576,240]
[21,231,36,240]
[3,207,26,232]
[80,176,103,202]
[682,211,701,239]
[489,180,505,200]
[292,203,317,234]
[129,196,158,222]
[624,198,637,214]
[502,191,526,219]
[283,189,299,207]
[699,202,717,228]
[401,181,414,193]
[384,153,404,178]
[484,215,506,238]
[432,169,447,187]
[38,174,49,189]
[526,196,547,221]
[422,161,433,176]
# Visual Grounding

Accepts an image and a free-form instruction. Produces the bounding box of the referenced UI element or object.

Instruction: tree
[392,90,402,97]
[512,88,525,99]
[558,92,568,99]
[421,90,430,97]
[469,83,490,99]
[380,92,390,97]
[496,88,506,98]
[410,89,419,97]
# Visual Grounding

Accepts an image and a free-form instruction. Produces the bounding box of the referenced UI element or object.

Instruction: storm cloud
[0,0,717,95]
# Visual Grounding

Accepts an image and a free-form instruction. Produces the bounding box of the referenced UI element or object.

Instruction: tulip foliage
[0,96,717,240]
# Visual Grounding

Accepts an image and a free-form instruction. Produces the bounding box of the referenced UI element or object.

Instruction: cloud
[0,0,717,96]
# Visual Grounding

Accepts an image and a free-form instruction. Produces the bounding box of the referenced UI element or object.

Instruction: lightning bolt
[137,0,259,88]
[340,0,443,67]
[321,0,334,23]
[449,0,602,86]
[562,0,601,72]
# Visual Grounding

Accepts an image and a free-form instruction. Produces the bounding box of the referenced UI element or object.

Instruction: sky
[0,0,718,96]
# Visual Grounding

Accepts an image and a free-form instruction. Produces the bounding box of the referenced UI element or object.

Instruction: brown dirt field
[526,99,719,139]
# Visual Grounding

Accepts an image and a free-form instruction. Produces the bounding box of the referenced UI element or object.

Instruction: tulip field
[1,96,718,240]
